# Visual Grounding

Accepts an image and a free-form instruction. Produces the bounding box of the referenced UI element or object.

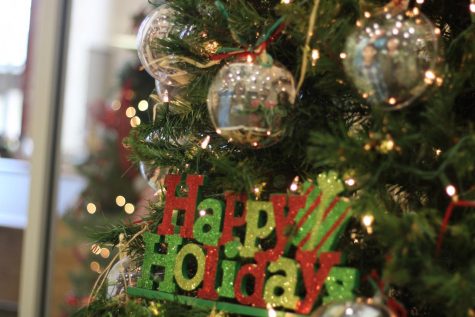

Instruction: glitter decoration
[292,172,351,256]
[343,9,441,110]
[157,175,205,238]
[240,201,276,258]
[130,173,358,315]
[217,259,238,298]
[137,233,182,292]
[207,59,296,148]
[323,267,359,304]
[219,193,247,245]
[173,243,206,291]
[193,198,224,246]
[197,246,219,300]
[255,194,306,262]
[312,300,396,317]
[263,257,299,310]
[296,252,342,314]
[224,240,241,259]
[234,260,267,307]
[107,256,140,298]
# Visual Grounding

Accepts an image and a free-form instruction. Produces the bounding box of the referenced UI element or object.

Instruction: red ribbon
[367,270,408,317]
[436,200,475,255]
[210,22,286,62]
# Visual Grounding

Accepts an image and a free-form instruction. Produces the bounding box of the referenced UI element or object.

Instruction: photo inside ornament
[343,9,441,110]
[207,59,296,148]
[137,4,191,86]
[107,256,140,298]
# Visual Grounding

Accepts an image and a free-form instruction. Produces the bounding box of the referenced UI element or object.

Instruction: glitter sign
[129,173,359,316]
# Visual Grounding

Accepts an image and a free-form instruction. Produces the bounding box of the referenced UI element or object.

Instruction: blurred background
[0,0,158,316]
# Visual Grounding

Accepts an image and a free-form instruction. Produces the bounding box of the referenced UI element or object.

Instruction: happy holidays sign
[128,173,359,316]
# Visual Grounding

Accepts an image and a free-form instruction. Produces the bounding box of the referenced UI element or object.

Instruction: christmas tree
[76,0,475,316]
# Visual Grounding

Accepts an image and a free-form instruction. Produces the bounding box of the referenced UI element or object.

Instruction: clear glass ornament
[106,256,140,298]
[207,59,296,148]
[137,5,191,86]
[313,301,395,317]
[155,79,185,104]
[343,9,441,110]
[139,131,169,192]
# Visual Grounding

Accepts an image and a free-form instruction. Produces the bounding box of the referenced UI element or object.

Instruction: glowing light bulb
[345,178,356,187]
[115,196,126,207]
[446,185,456,197]
[138,100,149,111]
[86,203,97,214]
[362,214,374,227]
[125,107,136,118]
[201,135,211,149]
[124,203,135,214]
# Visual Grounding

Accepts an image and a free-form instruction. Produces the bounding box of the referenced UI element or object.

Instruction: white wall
[61,0,148,163]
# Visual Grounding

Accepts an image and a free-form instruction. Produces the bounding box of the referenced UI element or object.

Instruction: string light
[163,89,170,103]
[90,261,101,273]
[339,52,347,59]
[116,195,126,207]
[111,100,121,111]
[100,248,110,259]
[311,49,320,66]
[345,178,356,187]
[424,70,436,84]
[199,209,207,217]
[267,304,277,317]
[364,11,371,18]
[125,107,136,118]
[445,185,457,197]
[290,176,300,192]
[130,116,141,127]
[138,100,149,111]
[362,214,374,227]
[470,1,475,13]
[281,0,291,3]
[201,135,211,149]
[416,0,424,4]
[86,202,97,214]
[124,203,135,214]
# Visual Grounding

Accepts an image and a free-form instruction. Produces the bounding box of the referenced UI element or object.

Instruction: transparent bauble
[137,5,191,86]
[106,256,140,298]
[343,9,441,110]
[312,301,395,317]
[207,59,296,148]
[155,79,186,104]
[139,131,169,192]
